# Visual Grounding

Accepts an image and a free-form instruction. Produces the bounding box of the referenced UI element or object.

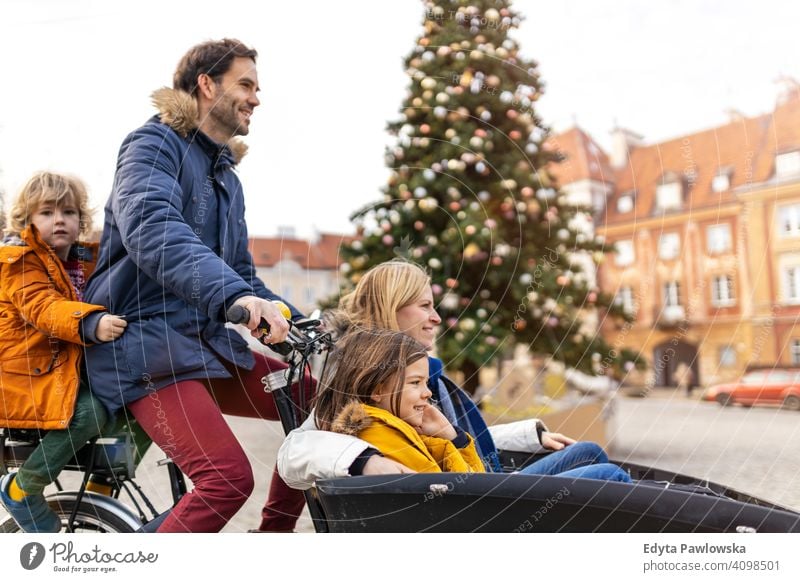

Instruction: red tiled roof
[611,113,772,221]
[248,232,356,269]
[547,91,800,225]
[545,126,615,188]
[751,94,800,184]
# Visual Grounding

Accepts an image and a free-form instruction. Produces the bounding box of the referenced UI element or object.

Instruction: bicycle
[1,305,330,533]
[0,425,186,533]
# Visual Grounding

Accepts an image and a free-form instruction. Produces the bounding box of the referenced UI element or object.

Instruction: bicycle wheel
[0,498,137,533]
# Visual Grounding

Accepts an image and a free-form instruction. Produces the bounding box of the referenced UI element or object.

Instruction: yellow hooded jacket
[331,401,485,473]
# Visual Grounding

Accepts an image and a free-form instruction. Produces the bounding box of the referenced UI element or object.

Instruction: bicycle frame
[259,318,335,533]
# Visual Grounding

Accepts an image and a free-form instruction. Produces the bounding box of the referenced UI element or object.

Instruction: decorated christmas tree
[339,0,636,393]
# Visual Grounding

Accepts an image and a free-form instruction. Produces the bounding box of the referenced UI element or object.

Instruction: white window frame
[615,286,636,314]
[707,224,732,253]
[615,240,635,267]
[658,232,681,260]
[792,339,800,366]
[655,181,682,211]
[719,345,736,367]
[711,275,736,307]
[783,265,800,304]
[776,151,800,179]
[664,281,682,307]
[778,204,800,237]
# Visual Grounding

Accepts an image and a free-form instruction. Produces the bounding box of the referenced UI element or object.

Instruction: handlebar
[225,305,292,355]
[225,305,332,357]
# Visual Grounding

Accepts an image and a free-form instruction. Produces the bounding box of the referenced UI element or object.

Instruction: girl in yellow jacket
[0,172,127,532]
[314,329,484,473]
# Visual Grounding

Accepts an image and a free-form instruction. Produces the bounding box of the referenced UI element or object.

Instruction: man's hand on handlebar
[232,296,290,344]
[362,456,416,476]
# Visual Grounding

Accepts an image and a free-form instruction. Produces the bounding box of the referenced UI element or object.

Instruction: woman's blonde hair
[332,259,431,334]
[7,171,93,235]
[313,328,428,431]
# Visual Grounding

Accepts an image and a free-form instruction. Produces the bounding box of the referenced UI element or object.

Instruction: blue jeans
[517,442,631,482]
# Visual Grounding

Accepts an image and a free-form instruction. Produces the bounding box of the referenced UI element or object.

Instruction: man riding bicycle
[83,38,311,533]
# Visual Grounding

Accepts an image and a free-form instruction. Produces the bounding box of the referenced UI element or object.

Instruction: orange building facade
[549,88,800,389]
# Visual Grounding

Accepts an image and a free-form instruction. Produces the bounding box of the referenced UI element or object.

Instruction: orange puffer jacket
[0,226,105,429]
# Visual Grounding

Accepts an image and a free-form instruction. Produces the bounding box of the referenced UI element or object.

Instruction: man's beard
[209,94,248,139]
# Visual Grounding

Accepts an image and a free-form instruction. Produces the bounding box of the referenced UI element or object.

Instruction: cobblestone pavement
[610,394,800,511]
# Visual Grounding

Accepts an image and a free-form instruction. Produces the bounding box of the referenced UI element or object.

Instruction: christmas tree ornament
[464,242,480,258]
[459,319,476,332]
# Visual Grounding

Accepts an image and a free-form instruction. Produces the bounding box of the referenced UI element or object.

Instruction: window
[664,281,681,307]
[776,151,800,179]
[281,285,293,302]
[658,233,681,260]
[778,204,800,237]
[615,286,636,313]
[655,181,682,211]
[615,240,635,266]
[711,171,731,193]
[783,265,800,303]
[792,339,800,366]
[719,345,736,367]
[304,286,315,304]
[707,224,732,253]
[711,275,736,307]
[617,194,634,213]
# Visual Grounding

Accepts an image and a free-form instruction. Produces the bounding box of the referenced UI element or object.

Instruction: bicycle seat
[0,428,47,444]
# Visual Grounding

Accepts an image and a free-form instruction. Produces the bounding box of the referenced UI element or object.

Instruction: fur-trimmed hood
[331,401,373,436]
[150,87,248,164]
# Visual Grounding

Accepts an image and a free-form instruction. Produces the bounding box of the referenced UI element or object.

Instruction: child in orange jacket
[0,172,127,532]
[314,329,484,473]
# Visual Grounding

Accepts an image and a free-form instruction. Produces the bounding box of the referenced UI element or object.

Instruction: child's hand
[96,314,127,342]
[417,404,457,440]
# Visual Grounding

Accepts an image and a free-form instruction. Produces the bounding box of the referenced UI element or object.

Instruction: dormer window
[616,192,634,213]
[776,150,800,179]
[712,167,732,193]
[655,176,683,212]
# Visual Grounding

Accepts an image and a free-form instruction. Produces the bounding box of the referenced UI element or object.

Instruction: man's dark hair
[173,38,258,96]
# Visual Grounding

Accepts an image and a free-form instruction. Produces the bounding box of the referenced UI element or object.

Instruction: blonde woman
[278,260,630,487]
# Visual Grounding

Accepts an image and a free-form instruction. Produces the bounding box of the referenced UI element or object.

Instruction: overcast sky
[1,0,798,237]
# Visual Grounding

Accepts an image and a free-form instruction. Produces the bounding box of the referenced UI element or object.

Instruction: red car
[704,368,800,410]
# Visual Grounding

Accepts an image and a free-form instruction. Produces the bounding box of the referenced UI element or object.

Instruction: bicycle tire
[0,498,136,533]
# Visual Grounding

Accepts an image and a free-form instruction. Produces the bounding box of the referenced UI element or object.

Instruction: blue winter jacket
[84,88,300,414]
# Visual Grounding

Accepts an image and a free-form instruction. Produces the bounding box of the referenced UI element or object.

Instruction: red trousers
[127,353,313,533]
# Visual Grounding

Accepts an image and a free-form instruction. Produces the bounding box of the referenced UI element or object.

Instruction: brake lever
[225,305,293,356]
